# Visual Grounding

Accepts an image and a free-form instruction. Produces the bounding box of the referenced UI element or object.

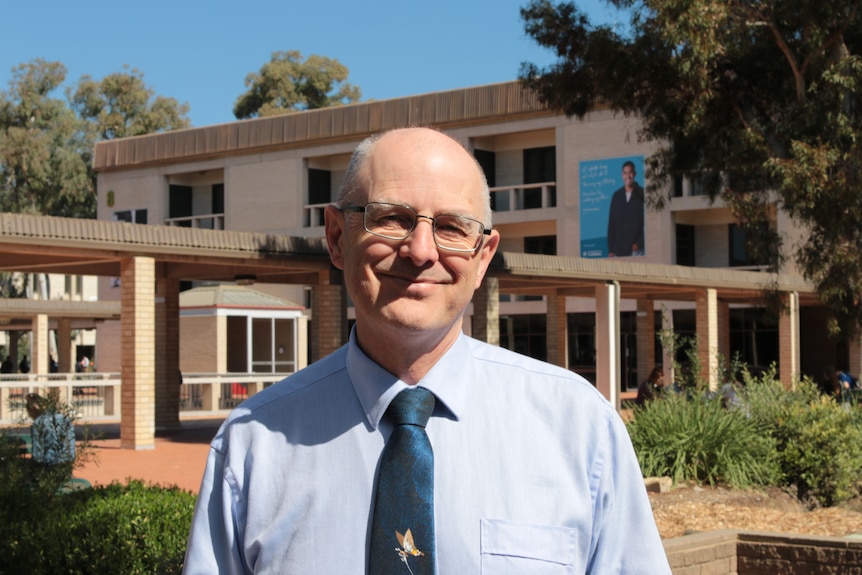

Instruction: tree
[233,50,361,119]
[0,60,191,219]
[519,0,862,337]
[69,65,190,140]
[0,60,91,217]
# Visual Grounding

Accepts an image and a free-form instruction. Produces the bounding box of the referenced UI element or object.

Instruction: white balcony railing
[165,213,225,230]
[490,182,556,212]
[0,372,291,424]
[302,182,558,229]
[304,203,329,228]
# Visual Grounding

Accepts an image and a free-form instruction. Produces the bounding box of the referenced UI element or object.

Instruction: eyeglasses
[340,202,491,253]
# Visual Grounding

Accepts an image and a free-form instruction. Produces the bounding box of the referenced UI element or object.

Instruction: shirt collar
[346,326,469,429]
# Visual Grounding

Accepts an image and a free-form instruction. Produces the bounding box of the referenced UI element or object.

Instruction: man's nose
[401,217,439,263]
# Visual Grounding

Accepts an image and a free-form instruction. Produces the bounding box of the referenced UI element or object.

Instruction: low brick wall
[663,530,862,575]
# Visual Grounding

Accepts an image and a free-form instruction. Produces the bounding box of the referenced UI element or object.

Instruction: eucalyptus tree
[520,0,862,336]
[233,50,361,119]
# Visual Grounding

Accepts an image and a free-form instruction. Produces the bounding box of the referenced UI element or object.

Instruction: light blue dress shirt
[184,332,671,574]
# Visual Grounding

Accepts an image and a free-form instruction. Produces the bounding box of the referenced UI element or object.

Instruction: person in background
[636,366,673,407]
[0,356,13,374]
[18,355,30,374]
[25,393,76,465]
[183,127,670,574]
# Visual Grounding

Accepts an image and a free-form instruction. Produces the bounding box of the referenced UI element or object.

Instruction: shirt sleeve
[586,411,672,574]
[183,444,247,575]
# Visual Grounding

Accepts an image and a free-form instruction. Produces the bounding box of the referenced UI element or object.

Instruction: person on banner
[607,160,645,257]
[183,127,670,574]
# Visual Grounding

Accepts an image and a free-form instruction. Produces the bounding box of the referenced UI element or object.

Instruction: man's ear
[324,205,346,270]
[474,229,500,289]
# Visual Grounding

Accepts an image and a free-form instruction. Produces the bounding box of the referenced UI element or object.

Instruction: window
[113,209,147,224]
[676,224,695,266]
[169,185,192,227]
[474,149,497,211]
[523,146,556,208]
[728,224,768,267]
[212,184,224,214]
[308,169,332,205]
[524,235,557,256]
[673,175,684,197]
[729,308,778,373]
[500,314,547,361]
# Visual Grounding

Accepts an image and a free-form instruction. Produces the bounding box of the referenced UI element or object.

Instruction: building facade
[92,81,855,394]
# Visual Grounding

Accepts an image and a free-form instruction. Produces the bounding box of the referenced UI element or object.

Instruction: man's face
[622,164,636,189]
[325,129,499,349]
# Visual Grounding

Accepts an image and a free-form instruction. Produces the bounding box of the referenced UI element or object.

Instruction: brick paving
[75,417,222,494]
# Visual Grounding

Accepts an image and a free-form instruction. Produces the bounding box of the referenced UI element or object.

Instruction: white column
[595,281,621,409]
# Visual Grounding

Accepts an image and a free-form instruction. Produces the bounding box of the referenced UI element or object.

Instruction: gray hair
[335,128,493,228]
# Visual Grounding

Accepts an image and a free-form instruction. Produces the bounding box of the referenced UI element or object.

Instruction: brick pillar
[57,317,72,373]
[31,314,49,376]
[296,315,309,370]
[696,288,719,391]
[120,256,156,450]
[636,299,655,383]
[471,277,500,346]
[311,270,347,362]
[155,275,180,431]
[779,291,800,389]
[546,293,568,369]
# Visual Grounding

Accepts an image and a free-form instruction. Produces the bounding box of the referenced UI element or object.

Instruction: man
[184,128,670,573]
[607,160,645,257]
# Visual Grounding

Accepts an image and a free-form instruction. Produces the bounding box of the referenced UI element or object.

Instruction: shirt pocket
[480,519,579,575]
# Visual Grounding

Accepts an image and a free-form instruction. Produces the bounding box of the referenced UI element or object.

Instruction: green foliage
[0,480,195,575]
[520,0,862,337]
[233,50,362,119]
[0,60,92,217]
[743,375,862,506]
[1,59,191,218]
[627,393,780,488]
[68,65,190,140]
[629,364,862,507]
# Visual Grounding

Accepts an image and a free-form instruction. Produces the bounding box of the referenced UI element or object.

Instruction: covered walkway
[0,212,821,449]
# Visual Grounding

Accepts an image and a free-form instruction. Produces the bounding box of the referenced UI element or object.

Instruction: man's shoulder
[464,337,597,390]
[220,346,349,423]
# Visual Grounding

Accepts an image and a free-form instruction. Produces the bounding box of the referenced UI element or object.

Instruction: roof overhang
[0,214,821,314]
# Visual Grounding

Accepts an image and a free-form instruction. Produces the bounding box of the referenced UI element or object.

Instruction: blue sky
[2,0,621,128]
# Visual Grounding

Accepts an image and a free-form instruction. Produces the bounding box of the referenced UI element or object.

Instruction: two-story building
[91,81,852,402]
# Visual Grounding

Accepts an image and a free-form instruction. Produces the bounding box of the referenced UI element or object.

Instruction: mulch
[650,484,862,539]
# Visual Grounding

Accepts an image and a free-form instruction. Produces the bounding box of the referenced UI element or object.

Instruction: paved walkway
[75,417,223,494]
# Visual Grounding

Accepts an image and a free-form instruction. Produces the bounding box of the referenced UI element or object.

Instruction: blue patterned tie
[369,387,436,575]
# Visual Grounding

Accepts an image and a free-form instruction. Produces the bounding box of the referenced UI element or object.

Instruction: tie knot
[386,387,435,428]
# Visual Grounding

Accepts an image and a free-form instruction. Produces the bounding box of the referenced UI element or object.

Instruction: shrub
[743,375,862,507]
[627,392,780,488]
[0,480,195,575]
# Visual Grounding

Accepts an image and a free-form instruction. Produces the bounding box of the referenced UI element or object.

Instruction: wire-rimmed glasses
[340,202,490,253]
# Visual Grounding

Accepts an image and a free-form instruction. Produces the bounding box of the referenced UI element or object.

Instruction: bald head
[337,127,492,226]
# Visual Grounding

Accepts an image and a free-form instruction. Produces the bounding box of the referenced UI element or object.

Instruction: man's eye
[375,213,413,228]
[436,220,470,238]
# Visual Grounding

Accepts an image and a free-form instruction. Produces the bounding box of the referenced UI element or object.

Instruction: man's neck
[355,323,461,384]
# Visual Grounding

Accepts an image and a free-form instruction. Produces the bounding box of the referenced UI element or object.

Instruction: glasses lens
[363,203,415,239]
[433,215,484,251]
[361,202,484,252]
